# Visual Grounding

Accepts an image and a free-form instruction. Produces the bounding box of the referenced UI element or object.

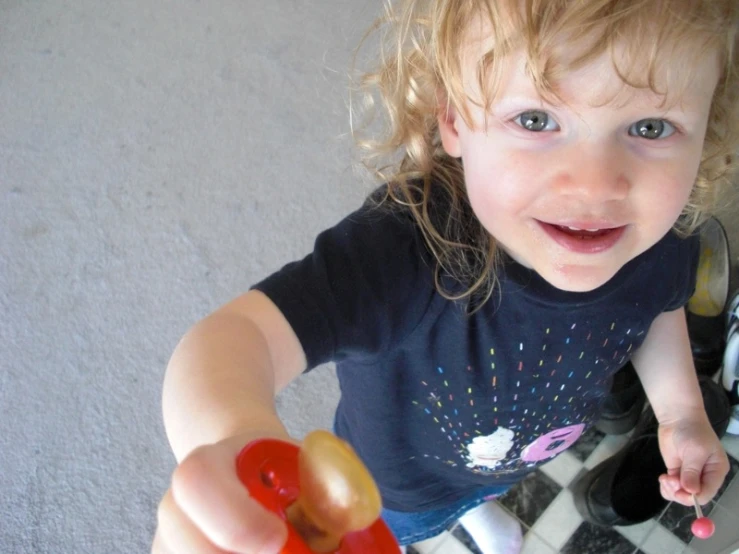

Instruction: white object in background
[722,327,739,435]
[410,529,473,554]
[726,289,739,331]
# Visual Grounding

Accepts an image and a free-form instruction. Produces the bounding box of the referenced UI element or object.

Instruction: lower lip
[538,222,626,254]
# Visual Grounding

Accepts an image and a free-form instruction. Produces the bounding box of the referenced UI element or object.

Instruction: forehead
[523,47,718,113]
[460,15,721,111]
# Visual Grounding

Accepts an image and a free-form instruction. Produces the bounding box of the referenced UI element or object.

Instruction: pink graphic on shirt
[520,424,586,462]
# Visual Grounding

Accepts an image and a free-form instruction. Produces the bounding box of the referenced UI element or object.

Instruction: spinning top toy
[236,430,399,553]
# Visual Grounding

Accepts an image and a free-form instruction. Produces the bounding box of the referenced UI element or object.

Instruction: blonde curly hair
[351,0,739,307]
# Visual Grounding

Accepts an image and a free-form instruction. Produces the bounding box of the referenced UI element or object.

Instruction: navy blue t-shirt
[254,189,698,512]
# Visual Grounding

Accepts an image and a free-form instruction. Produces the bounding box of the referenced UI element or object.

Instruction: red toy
[236,430,399,553]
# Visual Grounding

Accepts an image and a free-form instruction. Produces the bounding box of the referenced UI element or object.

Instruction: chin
[538,264,620,293]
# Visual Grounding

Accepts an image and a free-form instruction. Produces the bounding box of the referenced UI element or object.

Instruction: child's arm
[163,290,306,460]
[631,308,704,422]
[630,308,729,506]
[153,290,306,554]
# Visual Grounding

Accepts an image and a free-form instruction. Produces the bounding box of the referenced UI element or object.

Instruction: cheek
[637,166,695,223]
[462,147,542,217]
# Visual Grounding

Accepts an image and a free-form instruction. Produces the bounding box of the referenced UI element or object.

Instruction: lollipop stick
[693,494,703,519]
[691,494,716,539]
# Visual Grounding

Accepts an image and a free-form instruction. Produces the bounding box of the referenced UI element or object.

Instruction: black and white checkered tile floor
[407,432,739,554]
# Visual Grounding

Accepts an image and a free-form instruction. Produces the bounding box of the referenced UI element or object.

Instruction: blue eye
[629,118,675,140]
[515,110,559,132]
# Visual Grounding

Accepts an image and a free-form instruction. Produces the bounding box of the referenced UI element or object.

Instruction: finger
[659,479,675,503]
[666,472,698,507]
[678,450,707,496]
[156,488,230,554]
[659,474,681,502]
[151,528,171,554]
[659,474,694,506]
[672,488,697,507]
[659,474,680,493]
[173,446,288,553]
[661,473,680,488]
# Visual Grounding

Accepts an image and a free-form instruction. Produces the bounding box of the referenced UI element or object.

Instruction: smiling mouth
[538,221,627,253]
[552,225,618,239]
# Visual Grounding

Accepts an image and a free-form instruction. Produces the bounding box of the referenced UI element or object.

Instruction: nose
[550,143,631,202]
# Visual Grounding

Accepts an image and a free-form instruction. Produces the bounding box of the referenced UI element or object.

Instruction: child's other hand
[152,433,291,554]
[657,410,729,507]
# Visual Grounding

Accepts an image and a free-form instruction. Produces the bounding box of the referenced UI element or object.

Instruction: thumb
[679,449,707,495]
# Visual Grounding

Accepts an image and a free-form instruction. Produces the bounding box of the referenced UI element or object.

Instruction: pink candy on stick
[690,494,715,540]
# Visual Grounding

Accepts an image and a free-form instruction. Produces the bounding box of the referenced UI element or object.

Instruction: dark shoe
[687,217,732,376]
[572,375,731,527]
[595,362,646,435]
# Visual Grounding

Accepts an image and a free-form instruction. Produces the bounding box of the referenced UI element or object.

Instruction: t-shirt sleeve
[663,229,700,312]
[251,198,437,369]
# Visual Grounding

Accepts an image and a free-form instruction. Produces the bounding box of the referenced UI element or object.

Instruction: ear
[437,99,462,158]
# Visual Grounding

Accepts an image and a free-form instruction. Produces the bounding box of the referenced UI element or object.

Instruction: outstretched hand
[153,432,293,554]
[657,410,729,507]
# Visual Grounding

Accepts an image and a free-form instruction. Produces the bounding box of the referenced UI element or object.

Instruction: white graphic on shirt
[465,427,515,469]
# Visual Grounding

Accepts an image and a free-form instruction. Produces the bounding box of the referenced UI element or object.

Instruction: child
[153,1,737,553]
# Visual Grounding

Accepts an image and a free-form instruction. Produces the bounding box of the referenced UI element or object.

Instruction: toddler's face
[439,36,720,293]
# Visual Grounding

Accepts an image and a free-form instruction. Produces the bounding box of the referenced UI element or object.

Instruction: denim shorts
[381,485,511,546]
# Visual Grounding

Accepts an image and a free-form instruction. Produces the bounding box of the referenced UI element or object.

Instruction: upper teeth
[566,226,600,232]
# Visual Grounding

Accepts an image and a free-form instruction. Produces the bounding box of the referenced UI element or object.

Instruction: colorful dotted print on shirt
[413,318,646,472]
